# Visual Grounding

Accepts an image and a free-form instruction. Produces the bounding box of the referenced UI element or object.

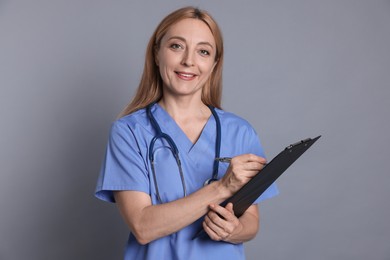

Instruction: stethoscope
[147,103,222,204]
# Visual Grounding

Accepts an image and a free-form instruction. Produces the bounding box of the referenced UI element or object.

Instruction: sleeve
[244,126,279,203]
[95,120,149,203]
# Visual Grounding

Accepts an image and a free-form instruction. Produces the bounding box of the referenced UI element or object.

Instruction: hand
[202,203,242,242]
[219,154,267,195]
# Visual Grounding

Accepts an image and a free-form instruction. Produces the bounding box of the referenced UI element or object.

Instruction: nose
[181,49,194,67]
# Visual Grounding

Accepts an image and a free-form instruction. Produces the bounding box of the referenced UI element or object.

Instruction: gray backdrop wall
[1,0,389,259]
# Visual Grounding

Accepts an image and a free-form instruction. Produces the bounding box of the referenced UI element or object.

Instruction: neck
[158,97,211,121]
[158,97,212,144]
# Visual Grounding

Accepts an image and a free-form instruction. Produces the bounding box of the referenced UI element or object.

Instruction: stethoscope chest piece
[203,178,218,186]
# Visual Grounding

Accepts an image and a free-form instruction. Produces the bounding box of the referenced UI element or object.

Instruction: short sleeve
[95,120,149,203]
[244,126,279,203]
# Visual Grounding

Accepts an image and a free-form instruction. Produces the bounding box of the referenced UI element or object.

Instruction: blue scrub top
[95,103,278,260]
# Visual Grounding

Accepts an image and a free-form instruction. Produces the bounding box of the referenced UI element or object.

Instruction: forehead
[162,18,215,46]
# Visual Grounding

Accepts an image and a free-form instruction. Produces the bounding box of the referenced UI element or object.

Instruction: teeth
[178,72,194,78]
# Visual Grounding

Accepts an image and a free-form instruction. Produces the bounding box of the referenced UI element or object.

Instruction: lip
[175,71,197,80]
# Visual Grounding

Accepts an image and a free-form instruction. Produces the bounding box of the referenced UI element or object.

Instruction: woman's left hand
[202,203,243,242]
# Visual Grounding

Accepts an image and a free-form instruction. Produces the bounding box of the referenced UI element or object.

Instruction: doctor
[95,6,278,260]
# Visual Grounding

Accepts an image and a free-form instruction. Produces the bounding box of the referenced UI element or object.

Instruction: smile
[175,71,197,80]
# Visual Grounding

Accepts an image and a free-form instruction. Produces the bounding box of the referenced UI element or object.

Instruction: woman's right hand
[219,154,267,196]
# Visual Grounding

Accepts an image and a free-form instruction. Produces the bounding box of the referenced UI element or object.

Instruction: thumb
[226,202,234,213]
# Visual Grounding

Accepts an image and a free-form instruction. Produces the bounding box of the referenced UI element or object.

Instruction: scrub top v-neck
[152,103,216,155]
[147,104,221,203]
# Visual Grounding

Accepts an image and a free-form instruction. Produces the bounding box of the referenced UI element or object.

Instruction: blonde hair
[119,6,224,117]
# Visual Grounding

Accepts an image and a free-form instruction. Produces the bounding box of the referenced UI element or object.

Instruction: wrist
[213,180,233,200]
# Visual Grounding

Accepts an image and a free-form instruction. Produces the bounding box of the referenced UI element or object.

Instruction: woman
[95,6,278,260]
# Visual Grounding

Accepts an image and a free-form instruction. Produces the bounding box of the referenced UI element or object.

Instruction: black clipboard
[193,135,321,239]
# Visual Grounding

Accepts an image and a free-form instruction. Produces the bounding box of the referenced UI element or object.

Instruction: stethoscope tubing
[146,102,221,204]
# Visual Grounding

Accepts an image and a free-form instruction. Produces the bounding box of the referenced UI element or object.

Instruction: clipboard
[193,135,321,239]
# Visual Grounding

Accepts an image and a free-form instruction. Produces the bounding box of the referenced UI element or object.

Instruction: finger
[246,154,267,165]
[207,205,238,234]
[209,204,235,222]
[203,216,229,241]
[222,203,240,233]
[241,161,267,171]
[203,221,226,241]
[230,159,267,174]
[206,205,241,239]
[205,209,226,230]
[233,154,266,165]
[204,213,236,241]
[225,202,234,214]
[204,215,226,235]
[228,165,263,182]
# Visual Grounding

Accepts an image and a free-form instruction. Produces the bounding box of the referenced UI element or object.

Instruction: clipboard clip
[287,138,313,149]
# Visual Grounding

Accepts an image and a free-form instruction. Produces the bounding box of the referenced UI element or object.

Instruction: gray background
[1,0,389,259]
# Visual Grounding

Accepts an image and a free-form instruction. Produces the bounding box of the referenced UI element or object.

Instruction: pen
[215,157,232,163]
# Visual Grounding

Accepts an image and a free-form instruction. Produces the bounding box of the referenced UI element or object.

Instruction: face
[156,18,217,99]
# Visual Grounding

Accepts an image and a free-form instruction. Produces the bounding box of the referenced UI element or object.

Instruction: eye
[170,43,183,50]
[199,49,210,56]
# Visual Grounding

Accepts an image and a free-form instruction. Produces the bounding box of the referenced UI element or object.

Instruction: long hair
[119,6,224,117]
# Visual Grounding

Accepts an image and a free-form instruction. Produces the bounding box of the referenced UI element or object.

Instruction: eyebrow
[167,36,214,49]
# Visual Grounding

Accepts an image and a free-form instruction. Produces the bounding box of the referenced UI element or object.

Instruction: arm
[202,203,260,244]
[114,181,229,245]
[114,154,266,245]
